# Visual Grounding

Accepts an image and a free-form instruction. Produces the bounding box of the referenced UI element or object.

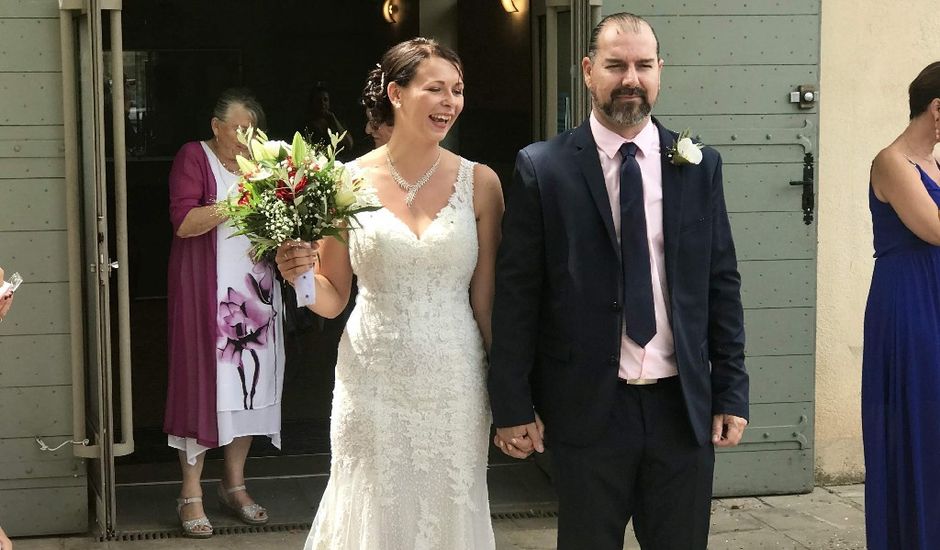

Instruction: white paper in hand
[1,272,23,295]
[294,268,316,308]
[8,272,22,292]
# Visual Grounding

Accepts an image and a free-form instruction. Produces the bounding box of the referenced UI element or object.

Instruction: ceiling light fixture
[383,0,399,23]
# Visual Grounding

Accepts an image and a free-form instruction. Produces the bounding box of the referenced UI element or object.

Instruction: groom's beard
[592,86,653,127]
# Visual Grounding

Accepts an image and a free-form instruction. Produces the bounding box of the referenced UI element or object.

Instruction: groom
[488,12,748,550]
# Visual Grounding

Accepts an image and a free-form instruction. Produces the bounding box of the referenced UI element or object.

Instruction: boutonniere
[666,129,704,166]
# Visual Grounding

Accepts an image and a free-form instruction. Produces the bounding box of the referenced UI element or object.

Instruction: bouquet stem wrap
[295,268,316,307]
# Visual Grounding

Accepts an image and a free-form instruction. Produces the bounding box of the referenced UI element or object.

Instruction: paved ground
[496,484,866,550]
[11,484,866,550]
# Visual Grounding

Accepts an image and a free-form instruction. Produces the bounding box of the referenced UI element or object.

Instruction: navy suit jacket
[488,117,748,447]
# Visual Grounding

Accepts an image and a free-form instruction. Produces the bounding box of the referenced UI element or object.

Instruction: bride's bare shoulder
[353,148,389,173]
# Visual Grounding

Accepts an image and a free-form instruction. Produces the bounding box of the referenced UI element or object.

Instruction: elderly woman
[164,88,284,538]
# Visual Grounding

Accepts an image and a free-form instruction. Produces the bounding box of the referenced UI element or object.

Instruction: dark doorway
[99,0,550,536]
[103,0,418,481]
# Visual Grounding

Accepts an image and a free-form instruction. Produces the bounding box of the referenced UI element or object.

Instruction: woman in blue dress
[863,61,940,550]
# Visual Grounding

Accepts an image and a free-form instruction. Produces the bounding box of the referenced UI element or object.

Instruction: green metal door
[601,0,819,495]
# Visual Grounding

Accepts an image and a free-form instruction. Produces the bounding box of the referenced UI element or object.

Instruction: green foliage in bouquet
[219,127,379,261]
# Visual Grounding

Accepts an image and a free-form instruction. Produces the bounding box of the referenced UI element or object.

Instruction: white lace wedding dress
[304,158,495,550]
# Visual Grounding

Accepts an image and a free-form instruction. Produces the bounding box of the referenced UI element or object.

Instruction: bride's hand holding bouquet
[219,127,378,306]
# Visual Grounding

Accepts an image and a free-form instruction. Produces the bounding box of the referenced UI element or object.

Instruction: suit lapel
[573,121,619,254]
[656,118,684,283]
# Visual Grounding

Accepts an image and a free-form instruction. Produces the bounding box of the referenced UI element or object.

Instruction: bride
[275,38,504,549]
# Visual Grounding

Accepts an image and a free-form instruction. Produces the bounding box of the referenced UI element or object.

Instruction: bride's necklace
[386,149,442,207]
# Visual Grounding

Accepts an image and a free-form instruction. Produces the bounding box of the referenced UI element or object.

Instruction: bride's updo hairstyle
[361,37,463,128]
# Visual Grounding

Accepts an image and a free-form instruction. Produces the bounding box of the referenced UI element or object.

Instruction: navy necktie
[618,142,656,347]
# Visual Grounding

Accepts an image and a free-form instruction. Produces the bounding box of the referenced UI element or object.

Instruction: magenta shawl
[163,141,220,448]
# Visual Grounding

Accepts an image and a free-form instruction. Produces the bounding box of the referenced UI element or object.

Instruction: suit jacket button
[608,355,618,365]
[611,301,622,312]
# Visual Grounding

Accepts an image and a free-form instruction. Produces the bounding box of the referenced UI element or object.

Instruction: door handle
[789,152,815,225]
[59,0,133,459]
[60,0,98,459]
[105,0,134,458]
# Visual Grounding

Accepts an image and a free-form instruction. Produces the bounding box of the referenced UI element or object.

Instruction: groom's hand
[712,413,748,447]
[495,414,545,459]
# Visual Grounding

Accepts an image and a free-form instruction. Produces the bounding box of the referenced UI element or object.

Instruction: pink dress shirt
[589,113,678,380]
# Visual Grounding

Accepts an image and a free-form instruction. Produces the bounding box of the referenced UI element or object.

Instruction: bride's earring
[935,101,940,141]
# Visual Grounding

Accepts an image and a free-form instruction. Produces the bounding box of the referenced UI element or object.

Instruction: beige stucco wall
[816,2,940,483]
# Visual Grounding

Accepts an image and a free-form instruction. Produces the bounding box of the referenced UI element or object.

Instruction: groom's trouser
[551,376,715,550]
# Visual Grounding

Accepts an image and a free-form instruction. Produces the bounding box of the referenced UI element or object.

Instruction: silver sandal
[217,483,269,525]
[176,495,213,538]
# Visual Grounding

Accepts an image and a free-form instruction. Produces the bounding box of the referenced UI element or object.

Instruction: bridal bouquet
[220,127,378,306]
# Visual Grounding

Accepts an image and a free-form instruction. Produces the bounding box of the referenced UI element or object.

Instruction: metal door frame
[531,0,602,140]
[59,0,134,538]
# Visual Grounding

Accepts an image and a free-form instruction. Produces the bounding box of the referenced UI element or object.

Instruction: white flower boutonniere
[666,129,704,166]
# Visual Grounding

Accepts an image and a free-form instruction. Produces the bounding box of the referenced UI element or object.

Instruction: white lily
[264,140,287,159]
[250,139,268,161]
[235,154,257,175]
[291,132,307,165]
[334,166,357,208]
[236,127,250,146]
[248,167,273,182]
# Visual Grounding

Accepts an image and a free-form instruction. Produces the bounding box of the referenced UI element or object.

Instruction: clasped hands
[494,414,545,459]
[494,412,747,459]
[274,240,320,283]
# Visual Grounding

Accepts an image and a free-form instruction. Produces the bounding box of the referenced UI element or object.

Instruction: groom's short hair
[588,13,660,59]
